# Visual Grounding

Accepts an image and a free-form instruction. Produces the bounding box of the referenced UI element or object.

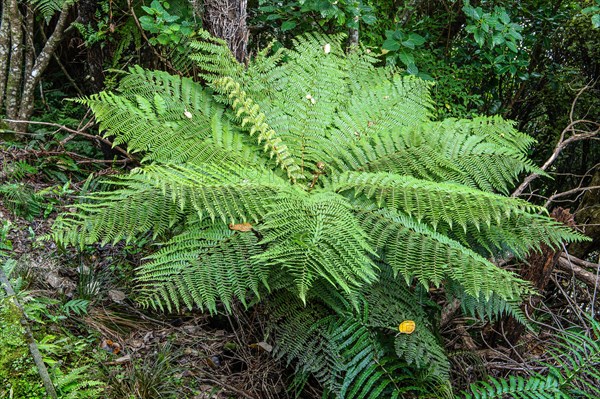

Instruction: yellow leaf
[398,320,416,334]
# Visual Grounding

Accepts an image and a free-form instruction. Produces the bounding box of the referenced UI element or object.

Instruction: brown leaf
[228,223,253,232]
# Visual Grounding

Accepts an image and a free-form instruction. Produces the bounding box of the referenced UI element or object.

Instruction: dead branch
[2,118,134,161]
[512,83,600,198]
[556,256,600,289]
[543,185,600,208]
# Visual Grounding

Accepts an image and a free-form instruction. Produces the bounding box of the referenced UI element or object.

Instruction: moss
[0,298,45,398]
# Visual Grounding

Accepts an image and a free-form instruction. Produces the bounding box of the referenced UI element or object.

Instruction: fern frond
[328,117,539,194]
[361,269,450,379]
[136,223,269,313]
[445,280,534,330]
[333,171,540,231]
[461,374,564,399]
[188,31,245,82]
[77,67,260,165]
[255,191,378,301]
[447,212,589,259]
[50,162,285,247]
[213,77,304,181]
[30,0,66,19]
[357,209,531,300]
[52,366,104,399]
[50,183,183,247]
[267,290,443,398]
[0,183,45,220]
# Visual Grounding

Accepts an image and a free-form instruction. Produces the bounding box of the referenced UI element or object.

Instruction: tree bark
[0,0,11,112]
[5,0,23,122]
[78,0,105,93]
[202,0,248,62]
[18,1,72,125]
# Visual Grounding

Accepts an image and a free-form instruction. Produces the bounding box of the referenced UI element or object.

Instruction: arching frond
[50,162,285,247]
[333,171,539,231]
[357,209,531,300]
[136,223,269,313]
[76,66,260,165]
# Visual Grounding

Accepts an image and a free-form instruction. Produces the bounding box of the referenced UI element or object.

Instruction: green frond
[188,31,245,82]
[50,183,184,247]
[357,209,531,300]
[0,183,45,220]
[267,290,444,398]
[136,223,269,313]
[30,0,67,19]
[50,162,285,247]
[332,74,433,144]
[52,366,104,399]
[461,375,564,399]
[361,270,450,379]
[333,171,540,231]
[255,191,378,301]
[445,280,534,330]
[447,212,589,259]
[213,77,304,181]
[76,67,260,165]
[327,117,539,194]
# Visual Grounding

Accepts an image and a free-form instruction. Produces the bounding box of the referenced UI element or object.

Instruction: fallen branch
[556,256,600,289]
[2,118,134,161]
[560,253,600,269]
[0,266,57,399]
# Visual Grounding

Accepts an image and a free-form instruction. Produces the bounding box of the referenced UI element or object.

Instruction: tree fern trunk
[202,0,248,62]
[501,207,576,344]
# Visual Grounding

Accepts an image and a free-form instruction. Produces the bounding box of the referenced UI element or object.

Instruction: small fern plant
[461,317,600,399]
[49,32,586,397]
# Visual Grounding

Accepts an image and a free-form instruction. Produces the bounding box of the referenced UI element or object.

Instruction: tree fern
[49,31,588,398]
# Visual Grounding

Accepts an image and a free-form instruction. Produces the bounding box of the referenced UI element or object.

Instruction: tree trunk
[0,0,73,132]
[0,0,11,112]
[18,1,72,126]
[78,0,105,93]
[202,0,248,62]
[5,0,23,122]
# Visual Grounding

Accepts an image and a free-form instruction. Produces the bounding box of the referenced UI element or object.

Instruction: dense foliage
[48,32,587,397]
[1,0,598,397]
